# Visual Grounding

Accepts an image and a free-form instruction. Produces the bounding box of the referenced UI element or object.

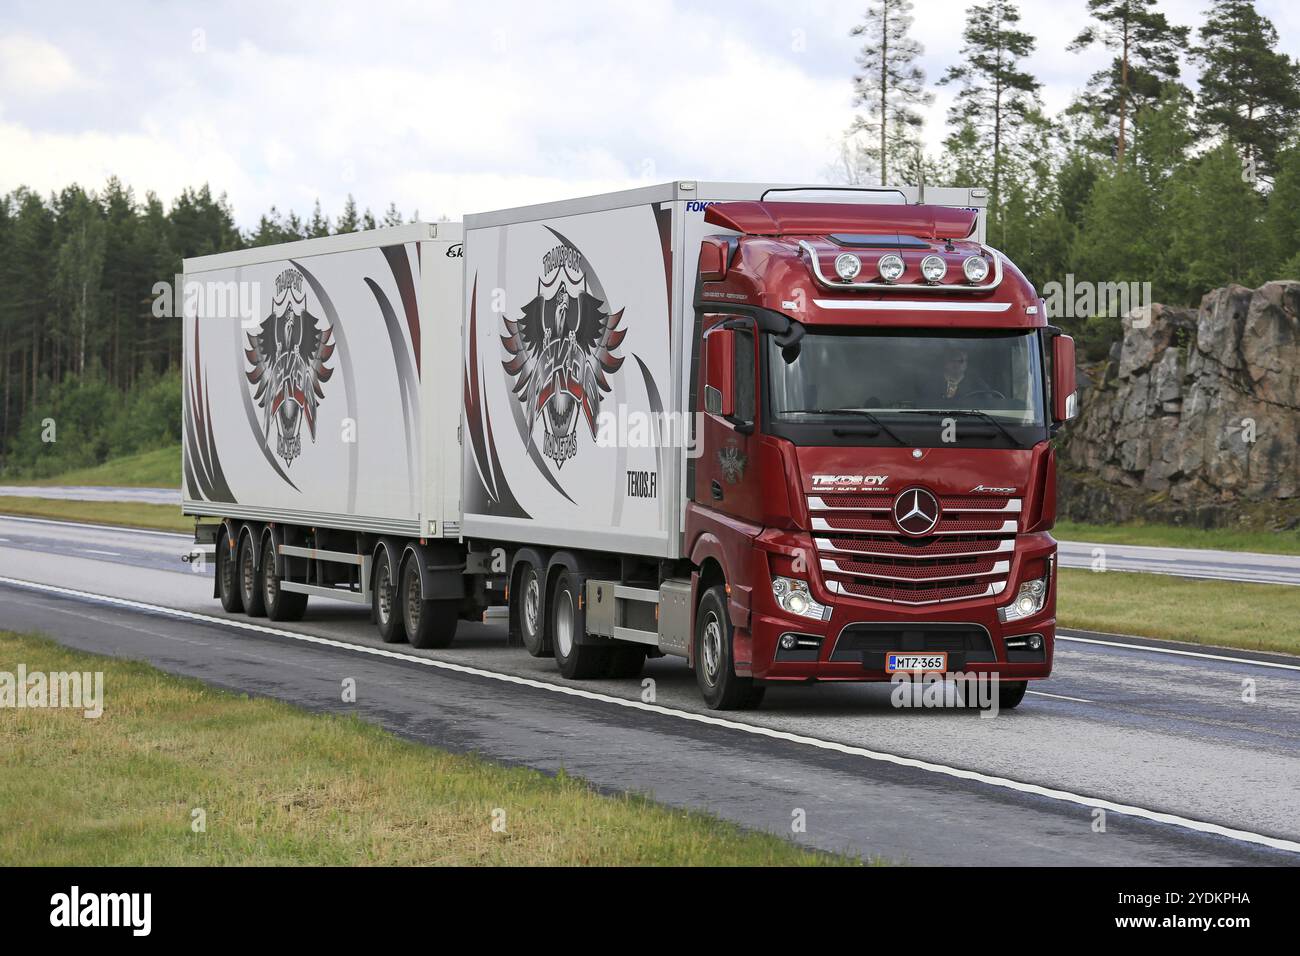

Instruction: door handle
[711,480,723,500]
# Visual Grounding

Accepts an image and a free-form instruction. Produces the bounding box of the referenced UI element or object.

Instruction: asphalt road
[1057,539,1300,587]
[0,485,180,505]
[2,514,1298,865]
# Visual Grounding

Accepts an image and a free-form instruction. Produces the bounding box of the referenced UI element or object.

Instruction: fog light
[834,253,862,281]
[920,254,947,283]
[963,255,989,283]
[780,634,797,650]
[877,254,905,282]
[1028,634,1043,650]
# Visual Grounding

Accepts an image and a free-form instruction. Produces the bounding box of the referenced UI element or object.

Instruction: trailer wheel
[551,570,609,679]
[261,537,307,622]
[694,585,763,710]
[217,532,243,613]
[998,679,1028,710]
[517,563,550,657]
[238,534,266,618]
[605,646,647,679]
[401,558,458,649]
[372,548,406,643]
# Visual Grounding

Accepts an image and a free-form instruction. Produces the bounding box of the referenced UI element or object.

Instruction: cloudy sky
[2,0,1296,227]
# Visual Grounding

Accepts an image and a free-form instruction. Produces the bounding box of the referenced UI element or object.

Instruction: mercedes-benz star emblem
[893,487,940,536]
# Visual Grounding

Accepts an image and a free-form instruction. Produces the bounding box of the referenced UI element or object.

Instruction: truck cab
[685,197,1077,708]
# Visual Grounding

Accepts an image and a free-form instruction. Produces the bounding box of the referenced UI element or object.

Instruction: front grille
[831,622,995,663]
[810,491,1019,605]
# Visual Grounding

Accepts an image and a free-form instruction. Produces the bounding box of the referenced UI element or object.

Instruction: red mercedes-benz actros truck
[183,182,1076,710]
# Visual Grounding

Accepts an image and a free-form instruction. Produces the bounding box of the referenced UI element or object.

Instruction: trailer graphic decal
[183,317,235,504]
[501,230,627,469]
[244,267,336,468]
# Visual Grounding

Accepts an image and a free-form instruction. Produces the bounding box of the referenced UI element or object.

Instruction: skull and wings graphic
[244,268,336,467]
[501,268,626,468]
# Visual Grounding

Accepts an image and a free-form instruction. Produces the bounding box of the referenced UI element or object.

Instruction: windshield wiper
[783,408,907,445]
[894,408,1025,448]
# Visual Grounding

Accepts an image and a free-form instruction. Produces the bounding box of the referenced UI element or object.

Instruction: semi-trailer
[182,181,1076,709]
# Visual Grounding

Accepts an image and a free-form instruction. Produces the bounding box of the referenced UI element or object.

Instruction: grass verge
[0,497,192,533]
[1057,568,1300,655]
[0,630,859,866]
[1055,520,1300,556]
[2,445,181,488]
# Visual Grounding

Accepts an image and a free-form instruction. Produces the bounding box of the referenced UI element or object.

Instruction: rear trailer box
[181,223,464,538]
[459,182,987,560]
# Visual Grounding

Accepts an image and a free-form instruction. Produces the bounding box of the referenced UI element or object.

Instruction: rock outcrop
[1060,282,1300,524]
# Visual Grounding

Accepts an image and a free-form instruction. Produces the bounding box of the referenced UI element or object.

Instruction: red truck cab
[685,199,1077,709]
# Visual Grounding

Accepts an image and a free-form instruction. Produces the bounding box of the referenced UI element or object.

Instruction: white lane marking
[82,549,121,557]
[3,573,1298,857]
[1058,634,1300,673]
[1027,690,1095,703]
[0,513,190,539]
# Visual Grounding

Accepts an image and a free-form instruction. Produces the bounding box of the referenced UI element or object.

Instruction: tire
[517,563,550,657]
[372,548,406,643]
[551,570,609,679]
[238,534,266,618]
[694,585,762,710]
[261,537,307,622]
[401,557,458,649]
[217,530,243,613]
[998,679,1028,710]
[605,645,647,679]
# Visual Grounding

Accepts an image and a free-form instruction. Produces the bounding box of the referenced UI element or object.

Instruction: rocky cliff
[1059,282,1300,527]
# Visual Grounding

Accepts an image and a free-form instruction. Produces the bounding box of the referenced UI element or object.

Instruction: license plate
[885,652,948,674]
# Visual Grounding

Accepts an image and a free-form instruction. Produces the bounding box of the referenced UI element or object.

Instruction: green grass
[1055,520,1300,556]
[0,631,863,866]
[1057,567,1300,655]
[4,445,180,488]
[0,496,193,533]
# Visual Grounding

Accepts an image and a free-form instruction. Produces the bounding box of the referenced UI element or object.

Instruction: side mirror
[698,238,729,283]
[704,327,736,417]
[1051,334,1078,422]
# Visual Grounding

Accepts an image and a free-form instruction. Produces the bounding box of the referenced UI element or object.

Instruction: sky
[1,0,1297,227]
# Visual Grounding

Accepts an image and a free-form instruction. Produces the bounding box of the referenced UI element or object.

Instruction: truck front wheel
[695,585,764,710]
[217,532,243,613]
[998,679,1028,709]
[401,558,458,649]
[551,570,609,679]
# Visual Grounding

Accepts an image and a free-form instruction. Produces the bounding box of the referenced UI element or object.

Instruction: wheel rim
[554,589,574,658]
[262,541,278,605]
[241,543,255,600]
[405,564,422,632]
[377,560,393,625]
[523,571,540,636]
[701,613,722,687]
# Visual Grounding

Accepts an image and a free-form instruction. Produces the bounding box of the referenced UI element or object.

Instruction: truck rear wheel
[401,558,458,649]
[373,548,406,643]
[998,679,1028,710]
[261,537,308,622]
[238,534,266,618]
[517,563,551,657]
[217,531,243,613]
[695,585,764,710]
[551,570,609,679]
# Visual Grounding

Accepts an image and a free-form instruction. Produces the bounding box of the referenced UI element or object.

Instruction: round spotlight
[877,254,905,282]
[780,634,797,650]
[834,253,862,281]
[787,592,809,616]
[921,254,948,283]
[1028,634,1043,650]
[962,255,990,283]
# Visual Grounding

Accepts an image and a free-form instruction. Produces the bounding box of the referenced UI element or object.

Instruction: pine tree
[308,199,330,238]
[335,194,360,234]
[1194,0,1300,181]
[848,0,933,185]
[360,208,377,231]
[937,0,1041,232]
[1068,0,1190,163]
[382,202,403,227]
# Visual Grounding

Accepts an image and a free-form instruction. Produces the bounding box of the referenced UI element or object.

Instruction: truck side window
[734,327,755,423]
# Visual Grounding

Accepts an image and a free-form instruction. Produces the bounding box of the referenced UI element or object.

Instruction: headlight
[877,254,905,282]
[962,255,989,283]
[771,576,829,621]
[834,253,862,281]
[920,254,947,283]
[998,570,1050,623]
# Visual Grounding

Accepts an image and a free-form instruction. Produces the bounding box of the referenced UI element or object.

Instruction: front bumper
[742,531,1057,682]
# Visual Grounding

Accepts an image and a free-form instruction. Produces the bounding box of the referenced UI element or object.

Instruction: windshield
[767,329,1046,447]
